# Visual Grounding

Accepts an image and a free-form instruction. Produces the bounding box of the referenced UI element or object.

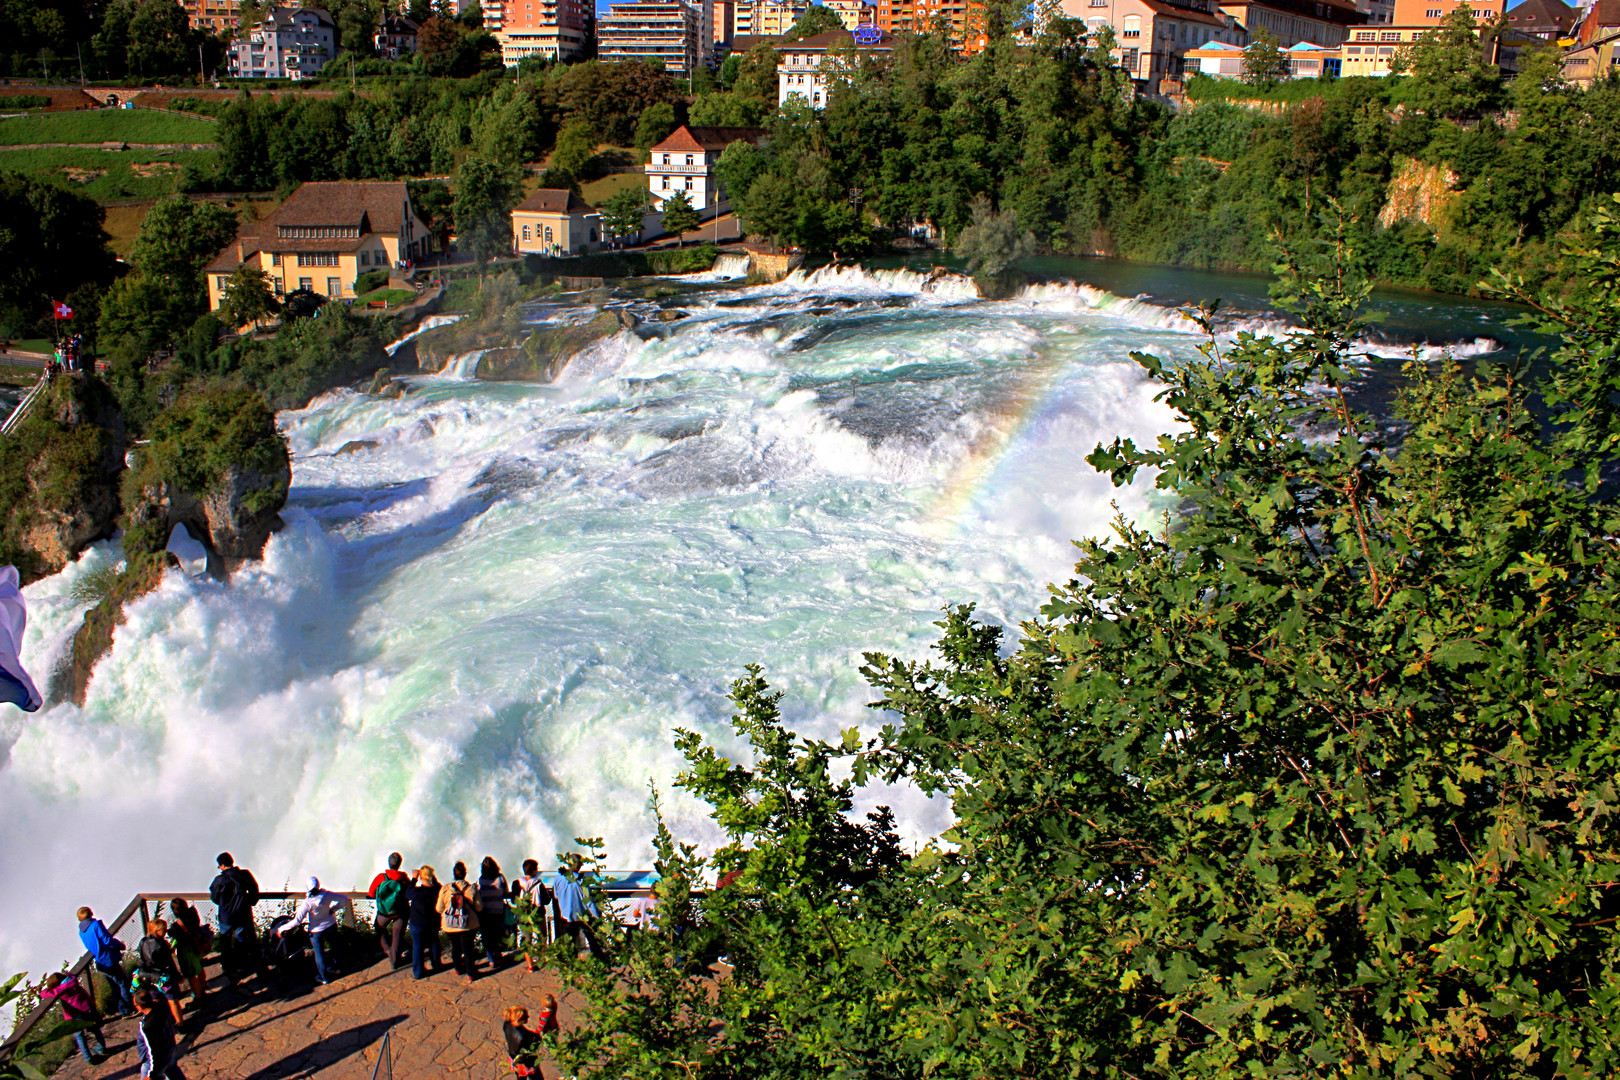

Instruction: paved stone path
[54,949,580,1079]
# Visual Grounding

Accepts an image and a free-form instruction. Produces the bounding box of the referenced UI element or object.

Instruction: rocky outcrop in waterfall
[0,375,127,585]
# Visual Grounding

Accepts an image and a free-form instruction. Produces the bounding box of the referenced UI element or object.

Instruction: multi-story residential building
[1217,0,1366,47]
[1388,0,1504,24]
[734,0,809,35]
[375,14,419,59]
[497,0,593,63]
[1505,0,1576,38]
[776,27,894,106]
[183,0,242,33]
[1351,0,1396,25]
[599,0,701,74]
[1187,36,1344,72]
[482,0,508,30]
[227,6,337,80]
[875,0,986,48]
[714,0,736,45]
[645,125,768,213]
[1562,0,1620,85]
[824,0,877,25]
[204,182,432,317]
[1060,0,1245,84]
[512,189,604,256]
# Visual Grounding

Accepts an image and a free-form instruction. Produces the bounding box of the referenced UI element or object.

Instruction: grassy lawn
[354,288,415,305]
[580,170,645,208]
[0,109,218,146]
[0,145,215,201]
[442,278,481,312]
[5,338,53,355]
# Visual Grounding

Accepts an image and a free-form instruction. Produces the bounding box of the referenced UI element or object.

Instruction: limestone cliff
[1380,157,1461,229]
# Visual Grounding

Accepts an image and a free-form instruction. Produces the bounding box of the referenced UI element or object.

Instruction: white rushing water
[1,268,1205,977]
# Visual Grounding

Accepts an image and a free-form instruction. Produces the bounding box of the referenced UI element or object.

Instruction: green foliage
[129,195,239,312]
[196,301,394,408]
[548,118,597,185]
[633,101,676,159]
[785,3,847,40]
[658,189,700,242]
[0,170,117,339]
[453,154,518,268]
[0,376,123,582]
[688,90,770,127]
[1242,27,1290,86]
[0,96,50,110]
[952,193,1035,281]
[1392,5,1502,119]
[546,208,1620,1080]
[355,267,391,296]
[131,384,286,513]
[219,262,280,330]
[599,184,650,241]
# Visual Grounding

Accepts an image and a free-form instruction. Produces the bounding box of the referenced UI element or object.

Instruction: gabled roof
[513,189,596,214]
[377,13,420,33]
[1506,0,1575,30]
[650,125,770,153]
[265,181,416,233]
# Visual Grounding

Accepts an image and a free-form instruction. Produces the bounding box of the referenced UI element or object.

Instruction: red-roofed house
[645,125,770,214]
[204,181,432,313]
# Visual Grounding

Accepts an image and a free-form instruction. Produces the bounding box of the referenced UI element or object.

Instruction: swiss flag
[52,301,73,320]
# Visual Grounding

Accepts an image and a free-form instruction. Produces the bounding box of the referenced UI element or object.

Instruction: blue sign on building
[852,24,883,44]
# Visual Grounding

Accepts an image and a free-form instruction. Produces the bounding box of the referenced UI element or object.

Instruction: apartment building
[599,0,702,73]
[227,6,337,79]
[776,28,894,106]
[874,0,988,49]
[182,0,242,33]
[646,125,768,212]
[1388,0,1504,25]
[734,0,809,35]
[497,0,593,63]
[204,182,432,317]
[824,0,877,26]
[375,14,419,59]
[1060,0,1244,84]
[1562,0,1620,86]
[1217,0,1366,47]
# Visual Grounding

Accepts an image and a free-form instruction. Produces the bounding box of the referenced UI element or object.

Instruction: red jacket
[368,868,410,898]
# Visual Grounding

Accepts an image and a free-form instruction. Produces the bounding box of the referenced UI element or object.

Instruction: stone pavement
[54,947,579,1080]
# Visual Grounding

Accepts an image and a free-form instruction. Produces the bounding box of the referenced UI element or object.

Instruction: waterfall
[712,252,750,279]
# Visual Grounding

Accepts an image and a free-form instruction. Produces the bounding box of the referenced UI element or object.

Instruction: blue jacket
[78,918,122,967]
[553,876,599,922]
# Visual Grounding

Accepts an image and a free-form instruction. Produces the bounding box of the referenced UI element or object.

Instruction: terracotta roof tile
[650,125,770,153]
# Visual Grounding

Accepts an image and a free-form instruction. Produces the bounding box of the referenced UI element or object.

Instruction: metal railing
[0,374,47,436]
[2,872,663,1061]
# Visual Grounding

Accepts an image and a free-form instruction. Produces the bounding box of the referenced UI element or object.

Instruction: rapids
[0,266,1499,977]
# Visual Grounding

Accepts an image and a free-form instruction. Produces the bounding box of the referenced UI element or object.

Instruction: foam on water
[385,314,463,356]
[0,271,1207,979]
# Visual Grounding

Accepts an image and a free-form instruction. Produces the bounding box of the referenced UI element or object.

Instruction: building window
[216,275,229,291]
[1425,7,1440,14]
[270,253,281,266]
[299,277,313,291]
[1380,30,1400,40]
[662,154,670,164]
[359,251,369,266]
[327,276,341,296]
[1355,30,1375,39]
[685,154,694,166]
[523,225,531,240]
[544,226,554,244]
[1122,46,1138,70]
[1122,15,1139,36]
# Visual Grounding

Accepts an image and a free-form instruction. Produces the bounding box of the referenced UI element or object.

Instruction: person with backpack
[436,861,482,985]
[76,906,133,1015]
[40,972,108,1064]
[368,853,411,969]
[133,920,185,1025]
[407,866,444,979]
[476,856,509,970]
[512,859,551,972]
[209,852,261,982]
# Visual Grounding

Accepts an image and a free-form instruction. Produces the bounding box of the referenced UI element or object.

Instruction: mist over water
[0,265,1500,978]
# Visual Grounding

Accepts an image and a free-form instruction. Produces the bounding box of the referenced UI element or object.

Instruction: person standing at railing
[40,971,108,1064]
[76,906,134,1015]
[553,854,599,958]
[477,856,509,971]
[369,852,411,970]
[281,877,352,986]
[408,866,446,980]
[512,859,551,973]
[134,920,186,1025]
[209,852,261,983]
[437,861,483,985]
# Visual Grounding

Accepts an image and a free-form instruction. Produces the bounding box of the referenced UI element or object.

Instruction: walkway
[53,949,579,1079]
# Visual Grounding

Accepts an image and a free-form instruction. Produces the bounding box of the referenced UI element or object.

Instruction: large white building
[776,28,894,108]
[645,124,768,214]
[228,5,337,79]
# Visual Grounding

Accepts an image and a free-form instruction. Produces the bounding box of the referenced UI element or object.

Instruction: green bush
[355,268,390,295]
[0,95,50,110]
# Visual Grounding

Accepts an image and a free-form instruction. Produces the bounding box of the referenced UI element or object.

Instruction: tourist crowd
[63,848,622,1076]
